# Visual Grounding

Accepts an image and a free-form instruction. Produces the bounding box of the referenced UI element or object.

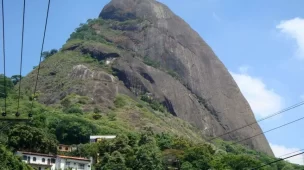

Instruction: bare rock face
[99,0,273,155]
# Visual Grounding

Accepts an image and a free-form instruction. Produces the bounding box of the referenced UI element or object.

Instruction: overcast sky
[1,0,304,165]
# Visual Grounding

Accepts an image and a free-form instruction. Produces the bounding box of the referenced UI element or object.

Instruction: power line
[30,0,51,115]
[278,149,304,158]
[1,0,7,115]
[16,0,26,114]
[208,101,304,141]
[231,116,304,146]
[253,151,304,170]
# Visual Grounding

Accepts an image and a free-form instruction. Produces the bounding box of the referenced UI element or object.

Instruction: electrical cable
[278,148,304,158]
[208,101,304,141]
[29,0,51,116]
[231,116,304,146]
[1,0,7,116]
[252,151,304,170]
[16,0,26,114]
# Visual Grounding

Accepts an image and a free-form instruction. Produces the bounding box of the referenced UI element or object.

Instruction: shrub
[108,113,117,121]
[114,96,126,108]
[167,69,180,80]
[60,97,71,108]
[93,114,102,120]
[136,103,143,108]
[94,107,101,113]
[143,56,160,68]
[141,94,166,112]
[65,106,83,114]
[78,97,88,104]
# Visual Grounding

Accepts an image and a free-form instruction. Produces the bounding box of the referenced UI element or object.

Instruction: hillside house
[16,151,92,170]
[57,144,77,152]
[89,135,116,143]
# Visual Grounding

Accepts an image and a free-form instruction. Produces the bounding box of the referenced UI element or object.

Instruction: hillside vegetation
[0,50,303,170]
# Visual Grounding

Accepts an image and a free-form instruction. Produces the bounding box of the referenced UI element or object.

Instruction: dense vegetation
[1,73,303,170]
[0,145,33,170]
[0,19,303,170]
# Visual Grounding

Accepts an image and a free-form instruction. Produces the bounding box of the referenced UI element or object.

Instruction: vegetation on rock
[0,75,303,169]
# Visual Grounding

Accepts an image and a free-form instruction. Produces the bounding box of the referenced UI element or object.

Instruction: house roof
[17,151,90,162]
[17,151,56,158]
[58,155,91,162]
[58,144,72,147]
[90,135,116,139]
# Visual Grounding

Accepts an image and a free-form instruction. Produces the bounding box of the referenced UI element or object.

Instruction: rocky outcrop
[21,0,273,155]
[98,0,273,155]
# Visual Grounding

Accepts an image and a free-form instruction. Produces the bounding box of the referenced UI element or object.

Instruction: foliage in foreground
[0,145,33,170]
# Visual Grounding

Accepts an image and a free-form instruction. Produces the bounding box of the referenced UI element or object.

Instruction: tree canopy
[0,145,33,170]
[8,125,58,154]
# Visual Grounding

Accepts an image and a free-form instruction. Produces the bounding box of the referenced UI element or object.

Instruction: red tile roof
[18,151,56,158]
[18,151,90,162]
[58,155,91,162]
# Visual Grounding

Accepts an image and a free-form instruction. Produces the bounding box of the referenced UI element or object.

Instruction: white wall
[57,158,91,170]
[17,153,56,170]
[17,152,92,170]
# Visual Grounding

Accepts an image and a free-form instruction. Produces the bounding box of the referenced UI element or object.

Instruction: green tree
[156,133,173,150]
[72,143,99,158]
[114,96,126,108]
[183,144,215,170]
[99,151,129,170]
[282,164,296,170]
[48,116,98,145]
[172,137,192,150]
[42,49,58,59]
[181,161,194,170]
[133,143,163,170]
[0,74,14,98]
[8,125,58,154]
[210,154,267,170]
[0,145,33,170]
[11,75,23,85]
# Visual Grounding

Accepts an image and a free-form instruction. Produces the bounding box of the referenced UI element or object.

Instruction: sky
[1,0,304,165]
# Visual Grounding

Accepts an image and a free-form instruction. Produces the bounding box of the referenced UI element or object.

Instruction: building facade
[16,151,92,170]
[57,144,77,152]
[89,135,116,143]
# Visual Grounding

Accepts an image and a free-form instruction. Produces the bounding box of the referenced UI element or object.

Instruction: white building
[90,135,116,143]
[16,151,92,170]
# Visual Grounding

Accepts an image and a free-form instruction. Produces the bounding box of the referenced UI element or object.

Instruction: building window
[59,146,62,150]
[79,164,85,169]
[51,158,56,163]
[42,158,45,162]
[39,167,41,170]
[65,147,68,150]
[33,157,36,162]
[22,155,27,160]
[66,162,70,166]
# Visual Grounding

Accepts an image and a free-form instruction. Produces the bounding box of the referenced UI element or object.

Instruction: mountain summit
[100,0,273,155]
[22,0,273,155]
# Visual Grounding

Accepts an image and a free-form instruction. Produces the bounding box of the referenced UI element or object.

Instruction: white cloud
[277,17,304,59]
[230,68,283,118]
[270,143,304,165]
